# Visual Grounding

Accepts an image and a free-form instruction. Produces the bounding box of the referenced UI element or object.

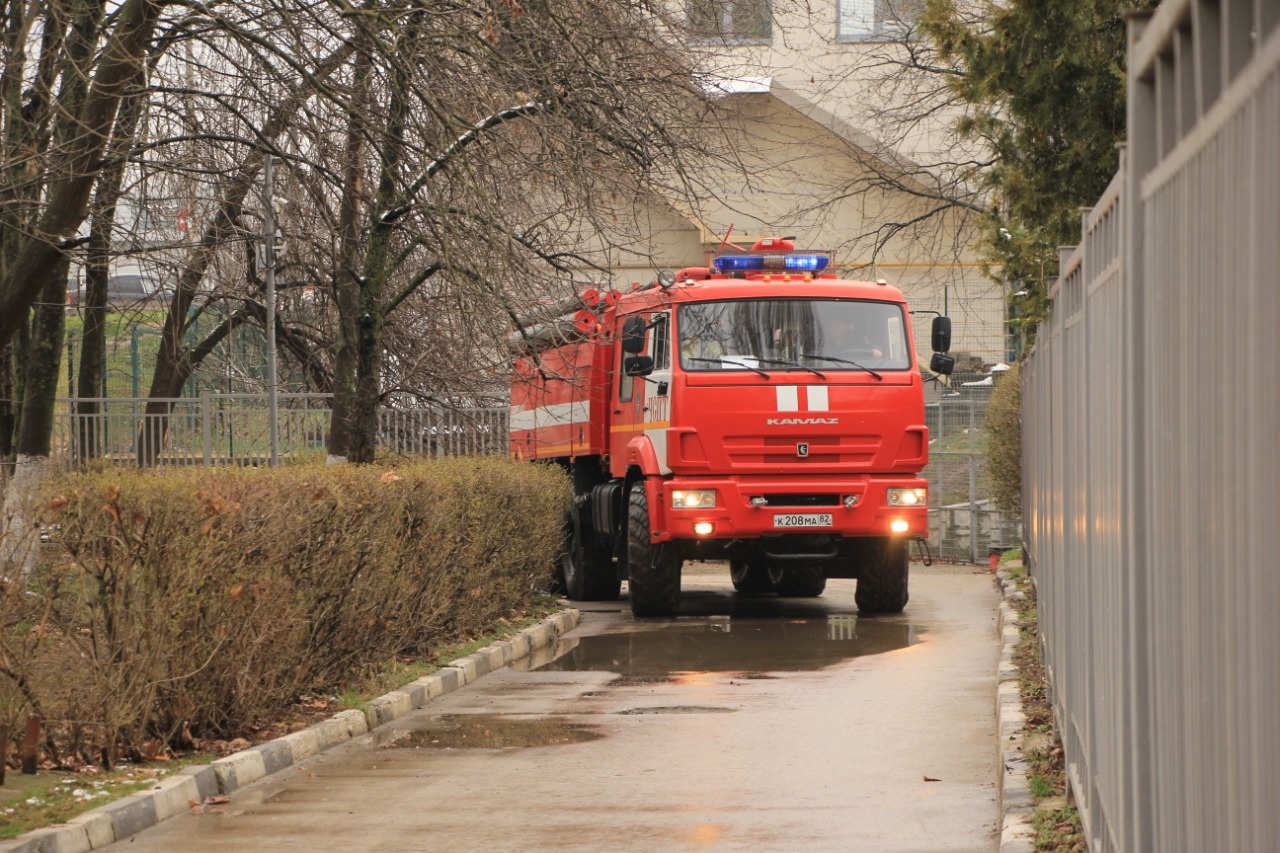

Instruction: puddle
[374,714,603,750]
[616,706,735,715]
[515,614,917,678]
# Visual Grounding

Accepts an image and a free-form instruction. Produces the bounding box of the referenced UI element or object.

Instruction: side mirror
[930,352,956,376]
[931,316,952,353]
[624,355,655,377]
[622,316,647,354]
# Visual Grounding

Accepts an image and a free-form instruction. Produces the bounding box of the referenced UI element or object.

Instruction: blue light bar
[713,253,830,273]
[782,254,829,271]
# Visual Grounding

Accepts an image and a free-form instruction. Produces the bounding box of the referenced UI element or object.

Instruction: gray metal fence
[52,387,1009,561]
[1022,2,1280,850]
[52,394,509,468]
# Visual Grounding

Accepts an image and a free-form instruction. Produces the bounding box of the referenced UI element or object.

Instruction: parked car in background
[69,274,171,307]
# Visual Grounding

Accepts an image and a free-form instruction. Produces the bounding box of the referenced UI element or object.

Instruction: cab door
[610,312,672,475]
[641,313,672,473]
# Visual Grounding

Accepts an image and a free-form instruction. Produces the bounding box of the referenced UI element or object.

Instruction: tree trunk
[346,12,420,464]
[0,344,14,464]
[327,45,373,465]
[0,259,68,578]
[75,86,146,465]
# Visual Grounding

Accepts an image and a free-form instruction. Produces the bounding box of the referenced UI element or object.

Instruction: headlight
[672,489,716,509]
[886,488,927,507]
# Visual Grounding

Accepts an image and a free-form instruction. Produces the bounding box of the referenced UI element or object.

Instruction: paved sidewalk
[0,610,580,853]
[5,565,1033,853]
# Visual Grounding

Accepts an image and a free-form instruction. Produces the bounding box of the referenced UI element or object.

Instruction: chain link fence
[923,376,1020,564]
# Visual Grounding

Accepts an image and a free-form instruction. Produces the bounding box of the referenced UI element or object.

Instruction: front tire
[854,537,909,614]
[626,481,682,617]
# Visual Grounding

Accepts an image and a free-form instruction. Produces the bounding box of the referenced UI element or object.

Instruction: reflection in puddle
[375,714,603,750]
[514,614,917,678]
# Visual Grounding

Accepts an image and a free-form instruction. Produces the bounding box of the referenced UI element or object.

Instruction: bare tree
[0,0,167,348]
[3,0,740,484]
[1,0,168,571]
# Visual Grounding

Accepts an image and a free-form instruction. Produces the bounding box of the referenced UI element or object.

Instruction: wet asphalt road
[102,561,1001,852]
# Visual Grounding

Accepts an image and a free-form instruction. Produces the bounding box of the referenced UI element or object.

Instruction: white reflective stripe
[806,385,829,411]
[509,401,588,431]
[776,386,799,411]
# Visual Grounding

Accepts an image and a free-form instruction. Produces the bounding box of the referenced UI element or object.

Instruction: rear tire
[854,537,909,614]
[626,481,682,617]
[729,554,781,594]
[774,561,827,597]
[560,511,620,601]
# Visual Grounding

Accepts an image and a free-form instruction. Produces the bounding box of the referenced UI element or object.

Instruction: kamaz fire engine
[509,238,954,618]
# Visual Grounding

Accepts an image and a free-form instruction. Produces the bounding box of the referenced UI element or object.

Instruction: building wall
[574,65,1005,362]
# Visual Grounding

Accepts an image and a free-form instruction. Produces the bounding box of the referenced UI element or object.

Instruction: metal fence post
[202,391,212,466]
[968,399,978,563]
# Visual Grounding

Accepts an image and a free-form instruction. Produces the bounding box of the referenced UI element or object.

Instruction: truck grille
[722,434,881,466]
[751,494,841,507]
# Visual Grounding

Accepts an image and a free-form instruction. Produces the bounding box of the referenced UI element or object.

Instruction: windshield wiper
[800,353,882,380]
[752,357,827,380]
[688,356,771,379]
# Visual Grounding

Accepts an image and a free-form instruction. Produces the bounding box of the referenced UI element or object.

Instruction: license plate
[773,513,834,528]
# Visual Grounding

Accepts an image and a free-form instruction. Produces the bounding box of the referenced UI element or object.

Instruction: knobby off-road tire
[729,553,781,594]
[560,510,621,601]
[774,560,827,597]
[626,481,682,617]
[854,536,909,614]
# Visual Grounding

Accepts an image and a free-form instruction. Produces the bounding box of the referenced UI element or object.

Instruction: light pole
[263,155,279,466]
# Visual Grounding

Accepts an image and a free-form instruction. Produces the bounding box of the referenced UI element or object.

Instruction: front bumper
[648,474,929,543]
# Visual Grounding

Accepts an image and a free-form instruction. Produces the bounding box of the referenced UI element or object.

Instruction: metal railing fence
[52,388,1013,563]
[1022,3,1280,850]
[52,394,508,468]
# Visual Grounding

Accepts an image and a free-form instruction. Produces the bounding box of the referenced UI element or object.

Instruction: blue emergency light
[713,253,830,273]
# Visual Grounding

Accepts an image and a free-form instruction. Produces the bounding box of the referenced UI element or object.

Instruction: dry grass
[1007,567,1087,852]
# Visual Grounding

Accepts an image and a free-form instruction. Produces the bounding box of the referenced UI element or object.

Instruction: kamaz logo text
[767,417,839,425]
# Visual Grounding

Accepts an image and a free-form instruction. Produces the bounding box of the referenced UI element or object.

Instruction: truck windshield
[678,299,912,372]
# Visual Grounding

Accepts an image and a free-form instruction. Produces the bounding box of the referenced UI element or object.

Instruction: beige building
[587,0,1007,366]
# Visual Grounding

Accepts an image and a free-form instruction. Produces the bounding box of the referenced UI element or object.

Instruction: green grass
[1033,806,1088,852]
[62,311,167,399]
[1028,774,1056,798]
[0,755,207,838]
[1007,574,1087,851]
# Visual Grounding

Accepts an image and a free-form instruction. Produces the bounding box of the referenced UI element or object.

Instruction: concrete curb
[0,608,580,853]
[995,568,1036,853]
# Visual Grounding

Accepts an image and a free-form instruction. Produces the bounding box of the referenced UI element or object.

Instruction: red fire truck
[509,238,954,617]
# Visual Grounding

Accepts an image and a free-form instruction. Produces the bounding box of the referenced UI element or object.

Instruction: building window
[688,0,772,41]
[837,0,923,41]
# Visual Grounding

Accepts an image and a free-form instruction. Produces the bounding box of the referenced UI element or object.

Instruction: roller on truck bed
[509,237,954,618]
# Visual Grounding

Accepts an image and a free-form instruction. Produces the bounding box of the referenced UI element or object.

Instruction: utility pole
[264,155,279,466]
